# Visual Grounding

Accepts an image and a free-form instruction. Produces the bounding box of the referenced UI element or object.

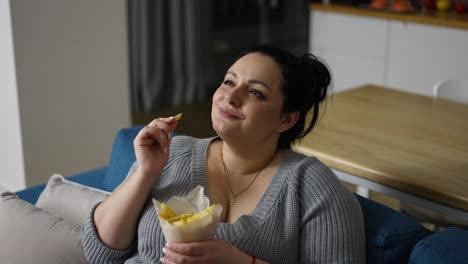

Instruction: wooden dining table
[294,84,468,221]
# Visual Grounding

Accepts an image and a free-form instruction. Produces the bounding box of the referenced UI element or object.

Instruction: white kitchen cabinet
[310,8,468,96]
[316,49,386,93]
[387,21,468,96]
[310,10,388,93]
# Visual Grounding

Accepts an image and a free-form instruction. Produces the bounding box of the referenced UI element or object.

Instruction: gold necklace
[221,146,275,206]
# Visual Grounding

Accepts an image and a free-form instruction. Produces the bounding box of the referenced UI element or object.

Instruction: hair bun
[295,54,330,103]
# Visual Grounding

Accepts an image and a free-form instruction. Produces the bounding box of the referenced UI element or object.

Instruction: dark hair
[239,45,331,149]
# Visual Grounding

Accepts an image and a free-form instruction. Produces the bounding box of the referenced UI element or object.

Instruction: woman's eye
[249,89,265,99]
[223,80,234,86]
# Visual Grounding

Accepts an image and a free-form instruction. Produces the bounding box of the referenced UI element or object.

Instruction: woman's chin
[212,122,227,136]
[212,121,237,139]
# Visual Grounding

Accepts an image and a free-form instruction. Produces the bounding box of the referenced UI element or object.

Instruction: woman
[82,46,366,263]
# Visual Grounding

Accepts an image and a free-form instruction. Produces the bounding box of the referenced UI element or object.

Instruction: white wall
[0,0,26,191]
[2,0,131,189]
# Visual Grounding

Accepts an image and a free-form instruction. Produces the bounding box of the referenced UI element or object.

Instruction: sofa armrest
[15,167,107,204]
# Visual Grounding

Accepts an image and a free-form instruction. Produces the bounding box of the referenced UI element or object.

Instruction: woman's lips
[218,107,242,119]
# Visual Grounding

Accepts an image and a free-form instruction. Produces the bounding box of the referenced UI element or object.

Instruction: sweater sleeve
[298,159,366,264]
[80,136,197,263]
[81,203,136,264]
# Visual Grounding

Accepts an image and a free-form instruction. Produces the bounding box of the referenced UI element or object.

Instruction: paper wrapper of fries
[153,186,223,243]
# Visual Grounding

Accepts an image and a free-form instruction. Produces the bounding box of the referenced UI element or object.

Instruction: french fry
[174,113,183,121]
[158,203,177,219]
[159,204,218,226]
[167,213,194,225]
[186,204,217,224]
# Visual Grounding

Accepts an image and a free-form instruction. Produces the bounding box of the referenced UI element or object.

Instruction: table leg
[356,186,370,198]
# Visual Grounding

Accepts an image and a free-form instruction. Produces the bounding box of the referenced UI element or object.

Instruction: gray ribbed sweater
[81,136,366,263]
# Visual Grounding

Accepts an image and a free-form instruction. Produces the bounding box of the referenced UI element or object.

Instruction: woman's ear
[277,112,300,133]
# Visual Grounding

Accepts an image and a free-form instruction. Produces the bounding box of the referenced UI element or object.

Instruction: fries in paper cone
[153,186,223,242]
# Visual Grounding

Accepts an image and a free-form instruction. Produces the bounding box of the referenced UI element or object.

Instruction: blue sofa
[16,126,468,264]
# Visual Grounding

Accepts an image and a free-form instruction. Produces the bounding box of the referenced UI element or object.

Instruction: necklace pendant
[230,198,236,206]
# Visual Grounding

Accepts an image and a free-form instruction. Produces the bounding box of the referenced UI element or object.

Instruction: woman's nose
[226,86,242,106]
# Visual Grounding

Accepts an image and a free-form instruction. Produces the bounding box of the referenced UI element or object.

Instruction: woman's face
[211,52,292,144]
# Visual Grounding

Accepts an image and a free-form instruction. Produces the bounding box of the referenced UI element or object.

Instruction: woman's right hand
[133,116,179,179]
[92,116,179,251]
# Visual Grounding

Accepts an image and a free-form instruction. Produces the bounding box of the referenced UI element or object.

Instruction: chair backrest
[433,79,468,104]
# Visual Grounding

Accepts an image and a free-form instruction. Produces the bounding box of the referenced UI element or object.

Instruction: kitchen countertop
[310,3,468,30]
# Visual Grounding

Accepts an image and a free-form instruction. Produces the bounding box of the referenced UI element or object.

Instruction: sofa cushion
[103,126,143,191]
[36,174,110,226]
[16,167,107,204]
[355,195,432,264]
[0,191,87,264]
[409,227,468,264]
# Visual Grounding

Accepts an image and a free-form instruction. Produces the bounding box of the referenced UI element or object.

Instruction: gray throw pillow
[36,174,110,226]
[0,191,87,264]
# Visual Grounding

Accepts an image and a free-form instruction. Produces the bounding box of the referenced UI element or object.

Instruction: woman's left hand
[161,239,252,264]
